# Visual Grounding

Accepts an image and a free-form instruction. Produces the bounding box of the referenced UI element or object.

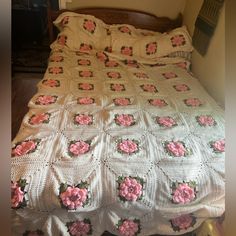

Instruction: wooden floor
[12,73,43,139]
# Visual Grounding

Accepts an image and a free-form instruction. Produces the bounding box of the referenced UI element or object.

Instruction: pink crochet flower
[78,83,94,91]
[165,141,187,157]
[11,182,24,208]
[79,43,93,53]
[77,97,95,105]
[115,114,135,127]
[118,219,140,236]
[146,42,157,55]
[104,46,112,53]
[149,98,168,107]
[114,98,131,106]
[96,51,108,62]
[68,141,90,156]
[29,113,50,125]
[141,84,157,93]
[61,16,69,26]
[57,35,67,45]
[119,26,131,34]
[35,95,57,105]
[175,62,187,69]
[105,60,119,67]
[196,115,216,126]
[117,140,139,155]
[83,19,96,33]
[124,60,139,68]
[79,71,93,77]
[68,219,91,236]
[156,116,177,128]
[162,72,177,79]
[107,71,121,79]
[60,186,88,210]
[211,139,225,153]
[74,114,93,125]
[118,177,143,201]
[172,183,196,204]
[184,98,203,107]
[78,59,91,66]
[106,28,111,35]
[171,214,195,231]
[174,84,190,92]
[50,55,63,62]
[134,72,149,79]
[171,34,186,47]
[12,140,37,156]
[42,79,60,87]
[111,83,125,92]
[121,46,133,56]
[48,67,63,74]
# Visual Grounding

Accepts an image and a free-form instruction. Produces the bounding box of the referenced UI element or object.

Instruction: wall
[183,1,225,107]
[65,0,186,19]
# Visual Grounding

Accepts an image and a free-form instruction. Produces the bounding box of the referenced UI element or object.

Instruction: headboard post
[47,0,55,43]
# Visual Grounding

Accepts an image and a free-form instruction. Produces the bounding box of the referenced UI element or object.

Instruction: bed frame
[47,1,183,43]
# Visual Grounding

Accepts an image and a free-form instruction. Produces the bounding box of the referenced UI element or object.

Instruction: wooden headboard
[47,1,183,43]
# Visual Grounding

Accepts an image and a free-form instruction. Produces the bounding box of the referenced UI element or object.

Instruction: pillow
[109,25,163,57]
[106,23,163,54]
[138,26,193,58]
[50,28,96,54]
[111,26,193,59]
[109,24,140,37]
[110,33,140,57]
[51,12,109,51]
[136,28,162,37]
[109,23,162,37]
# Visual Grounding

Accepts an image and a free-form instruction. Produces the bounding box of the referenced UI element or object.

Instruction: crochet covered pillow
[111,26,193,59]
[51,12,109,52]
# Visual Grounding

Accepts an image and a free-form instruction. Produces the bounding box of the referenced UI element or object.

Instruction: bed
[11,5,225,236]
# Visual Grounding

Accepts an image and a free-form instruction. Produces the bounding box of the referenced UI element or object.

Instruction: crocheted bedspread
[11,47,225,236]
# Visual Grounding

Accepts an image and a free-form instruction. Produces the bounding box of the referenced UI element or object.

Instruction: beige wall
[183,1,225,108]
[66,0,186,18]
